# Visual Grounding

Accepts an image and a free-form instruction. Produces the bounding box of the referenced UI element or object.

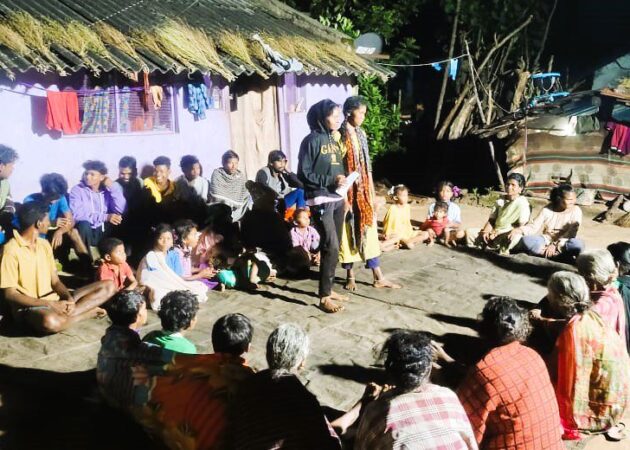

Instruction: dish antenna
[354,33,383,55]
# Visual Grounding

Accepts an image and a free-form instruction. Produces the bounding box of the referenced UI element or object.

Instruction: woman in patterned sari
[338,96,400,291]
[545,271,630,440]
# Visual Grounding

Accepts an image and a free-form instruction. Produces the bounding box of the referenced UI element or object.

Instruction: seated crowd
[1,98,630,450]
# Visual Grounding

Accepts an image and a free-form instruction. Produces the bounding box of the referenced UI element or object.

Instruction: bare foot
[373,279,402,289]
[319,297,344,313]
[330,291,350,302]
[401,239,415,249]
[344,278,357,291]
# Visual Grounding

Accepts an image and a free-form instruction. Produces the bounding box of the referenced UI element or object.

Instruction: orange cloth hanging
[46,91,81,134]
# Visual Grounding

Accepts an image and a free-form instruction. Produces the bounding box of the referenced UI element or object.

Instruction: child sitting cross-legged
[381,184,424,249]
[173,219,218,289]
[290,208,320,266]
[143,290,199,354]
[97,237,138,292]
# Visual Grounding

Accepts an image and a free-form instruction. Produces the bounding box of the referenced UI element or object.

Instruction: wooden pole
[465,39,506,191]
[434,0,461,130]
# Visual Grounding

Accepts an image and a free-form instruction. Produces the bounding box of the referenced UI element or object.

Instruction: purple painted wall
[1,71,355,199]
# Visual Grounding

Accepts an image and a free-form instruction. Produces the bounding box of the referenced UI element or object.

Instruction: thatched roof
[0,0,393,81]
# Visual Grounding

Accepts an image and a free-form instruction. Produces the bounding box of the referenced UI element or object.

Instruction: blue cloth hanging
[449,58,459,80]
[431,63,442,71]
[187,83,211,121]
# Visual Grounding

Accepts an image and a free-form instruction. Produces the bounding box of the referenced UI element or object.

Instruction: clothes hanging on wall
[150,86,163,109]
[187,83,212,120]
[142,72,151,111]
[45,91,81,134]
[118,88,131,133]
[449,58,459,80]
[81,90,111,134]
[607,122,630,155]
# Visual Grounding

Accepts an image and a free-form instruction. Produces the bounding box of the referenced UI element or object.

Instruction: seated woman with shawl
[465,173,530,254]
[209,150,250,222]
[543,271,630,440]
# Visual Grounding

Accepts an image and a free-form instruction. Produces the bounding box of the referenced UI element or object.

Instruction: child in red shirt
[420,201,451,246]
[97,237,138,291]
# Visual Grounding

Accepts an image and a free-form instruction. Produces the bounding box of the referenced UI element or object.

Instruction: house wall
[1,71,355,200]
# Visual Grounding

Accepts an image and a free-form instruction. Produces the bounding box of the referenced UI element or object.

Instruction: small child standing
[137,223,208,310]
[143,290,198,354]
[382,184,424,249]
[427,180,465,245]
[290,208,320,266]
[97,237,138,291]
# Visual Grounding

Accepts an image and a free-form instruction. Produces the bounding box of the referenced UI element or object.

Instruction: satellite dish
[354,33,383,55]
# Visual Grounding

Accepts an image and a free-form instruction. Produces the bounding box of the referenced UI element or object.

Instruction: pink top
[290,226,320,253]
[173,246,193,277]
[591,286,627,344]
[192,230,224,266]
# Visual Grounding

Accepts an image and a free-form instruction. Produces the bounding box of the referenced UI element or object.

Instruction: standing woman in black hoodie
[298,99,348,313]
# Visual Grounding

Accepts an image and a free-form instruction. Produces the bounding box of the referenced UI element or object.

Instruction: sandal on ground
[319,297,344,313]
[606,423,628,441]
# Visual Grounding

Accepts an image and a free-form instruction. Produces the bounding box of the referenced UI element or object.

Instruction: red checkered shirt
[458,341,564,449]
[355,383,477,449]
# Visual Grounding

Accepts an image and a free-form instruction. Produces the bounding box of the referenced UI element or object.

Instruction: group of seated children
[380,174,585,263]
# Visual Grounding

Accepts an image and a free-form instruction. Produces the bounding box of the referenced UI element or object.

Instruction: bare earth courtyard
[0,201,627,449]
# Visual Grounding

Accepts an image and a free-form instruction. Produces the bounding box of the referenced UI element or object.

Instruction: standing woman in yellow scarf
[339,96,401,291]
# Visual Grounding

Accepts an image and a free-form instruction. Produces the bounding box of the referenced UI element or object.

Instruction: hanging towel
[431,63,442,71]
[449,58,459,80]
[608,122,630,156]
[46,91,81,134]
[150,86,163,109]
[80,90,111,134]
[187,83,211,120]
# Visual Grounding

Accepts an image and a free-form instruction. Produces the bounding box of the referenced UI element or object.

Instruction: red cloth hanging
[608,122,630,156]
[46,91,81,134]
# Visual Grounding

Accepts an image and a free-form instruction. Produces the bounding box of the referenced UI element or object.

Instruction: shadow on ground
[0,364,160,450]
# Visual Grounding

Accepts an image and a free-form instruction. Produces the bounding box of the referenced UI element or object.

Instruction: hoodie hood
[306,99,339,133]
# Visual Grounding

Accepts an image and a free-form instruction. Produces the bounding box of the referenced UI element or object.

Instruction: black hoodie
[297,99,345,200]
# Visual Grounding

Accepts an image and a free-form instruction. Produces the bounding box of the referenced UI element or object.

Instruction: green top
[143,330,197,354]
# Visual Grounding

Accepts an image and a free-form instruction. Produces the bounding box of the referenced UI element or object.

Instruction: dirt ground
[0,198,628,449]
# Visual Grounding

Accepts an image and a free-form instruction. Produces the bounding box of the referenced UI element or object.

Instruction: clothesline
[14,82,150,96]
[377,53,468,67]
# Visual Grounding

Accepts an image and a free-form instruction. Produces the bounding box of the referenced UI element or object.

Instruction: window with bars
[76,86,176,135]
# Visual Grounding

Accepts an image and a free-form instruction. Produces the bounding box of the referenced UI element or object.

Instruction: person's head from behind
[307,99,342,133]
[246,180,276,211]
[108,290,147,329]
[547,271,591,319]
[268,150,287,173]
[506,173,526,199]
[266,323,309,378]
[390,184,409,205]
[17,201,49,234]
[607,242,630,277]
[435,180,454,203]
[222,150,240,175]
[173,219,199,249]
[211,313,253,356]
[98,237,127,265]
[432,201,448,220]
[152,223,174,253]
[343,96,368,128]
[158,290,199,334]
[40,173,68,203]
[381,330,432,393]
[550,184,576,212]
[180,155,202,181]
[153,156,171,185]
[294,208,310,228]
[576,249,616,290]
[118,156,137,183]
[82,160,107,190]
[479,296,531,345]
[0,144,18,180]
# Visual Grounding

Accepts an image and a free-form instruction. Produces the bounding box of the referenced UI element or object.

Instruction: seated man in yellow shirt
[1,201,116,334]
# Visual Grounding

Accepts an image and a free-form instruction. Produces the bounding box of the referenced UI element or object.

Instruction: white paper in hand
[335,171,360,197]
